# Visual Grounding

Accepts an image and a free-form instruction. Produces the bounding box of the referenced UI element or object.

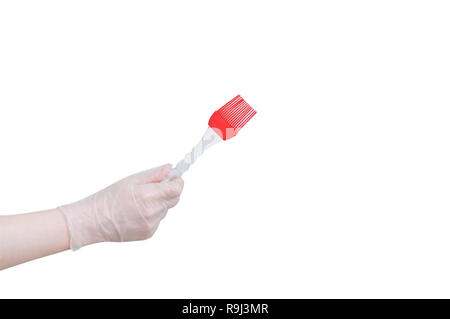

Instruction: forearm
[0,209,70,270]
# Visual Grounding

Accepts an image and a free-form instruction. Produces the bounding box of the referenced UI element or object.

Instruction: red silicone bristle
[217,95,257,129]
[208,95,256,140]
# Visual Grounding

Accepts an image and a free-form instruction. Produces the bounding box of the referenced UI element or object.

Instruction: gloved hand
[59,164,183,250]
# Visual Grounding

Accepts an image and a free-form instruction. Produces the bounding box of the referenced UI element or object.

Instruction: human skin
[0,209,70,270]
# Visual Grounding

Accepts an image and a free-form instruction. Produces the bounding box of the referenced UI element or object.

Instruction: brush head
[208,95,257,141]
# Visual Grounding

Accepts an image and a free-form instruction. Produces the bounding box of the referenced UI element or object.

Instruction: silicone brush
[167,95,257,179]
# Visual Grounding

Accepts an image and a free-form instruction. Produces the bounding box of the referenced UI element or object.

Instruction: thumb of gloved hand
[59,164,184,250]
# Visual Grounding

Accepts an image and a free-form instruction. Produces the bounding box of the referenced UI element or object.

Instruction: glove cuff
[58,195,105,251]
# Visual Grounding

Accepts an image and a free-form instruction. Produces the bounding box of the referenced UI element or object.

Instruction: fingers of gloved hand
[136,176,184,200]
[162,177,184,199]
[142,199,169,219]
[124,220,160,241]
[152,197,179,223]
[165,195,181,209]
[129,164,172,184]
[140,196,179,222]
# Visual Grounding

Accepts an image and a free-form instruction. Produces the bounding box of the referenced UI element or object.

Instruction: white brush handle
[166,127,222,180]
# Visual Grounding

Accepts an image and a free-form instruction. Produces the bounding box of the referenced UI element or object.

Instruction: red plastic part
[208,95,257,141]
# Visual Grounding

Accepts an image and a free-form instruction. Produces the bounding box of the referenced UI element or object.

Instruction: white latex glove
[59,164,183,250]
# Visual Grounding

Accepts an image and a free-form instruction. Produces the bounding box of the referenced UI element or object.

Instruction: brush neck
[167,127,222,179]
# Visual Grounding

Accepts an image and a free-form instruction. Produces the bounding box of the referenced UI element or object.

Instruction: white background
[0,1,449,298]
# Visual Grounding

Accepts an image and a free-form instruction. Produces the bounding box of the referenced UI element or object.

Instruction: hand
[59,164,183,250]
